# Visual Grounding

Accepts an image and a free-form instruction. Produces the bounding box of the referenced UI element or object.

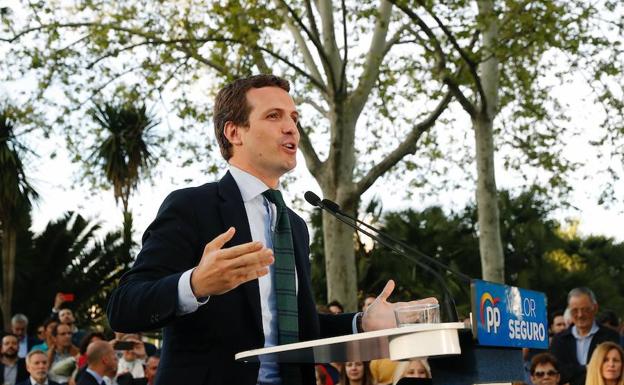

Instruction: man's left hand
[361,279,438,331]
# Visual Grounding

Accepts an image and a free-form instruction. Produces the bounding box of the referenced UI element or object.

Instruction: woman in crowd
[339,361,375,385]
[586,342,624,385]
[392,359,431,384]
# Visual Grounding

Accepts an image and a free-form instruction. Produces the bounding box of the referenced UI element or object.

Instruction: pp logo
[480,293,501,333]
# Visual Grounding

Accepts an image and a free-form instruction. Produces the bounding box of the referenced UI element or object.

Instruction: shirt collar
[229,165,280,202]
[572,322,600,338]
[29,377,48,385]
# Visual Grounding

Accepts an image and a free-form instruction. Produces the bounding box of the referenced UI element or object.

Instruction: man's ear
[224,121,243,146]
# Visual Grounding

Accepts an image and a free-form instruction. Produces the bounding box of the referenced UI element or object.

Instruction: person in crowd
[585,341,624,385]
[0,333,29,385]
[17,349,61,385]
[76,333,105,370]
[340,361,375,385]
[35,326,45,344]
[597,311,620,333]
[362,294,377,313]
[115,334,146,379]
[30,319,59,353]
[327,300,344,314]
[50,294,86,347]
[551,311,567,337]
[551,287,620,385]
[106,74,436,385]
[11,315,39,359]
[530,353,561,385]
[76,341,118,385]
[392,359,431,384]
[47,323,79,384]
[144,353,160,385]
[564,308,574,328]
[315,364,329,385]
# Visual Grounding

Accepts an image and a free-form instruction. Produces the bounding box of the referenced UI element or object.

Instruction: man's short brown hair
[213,74,290,160]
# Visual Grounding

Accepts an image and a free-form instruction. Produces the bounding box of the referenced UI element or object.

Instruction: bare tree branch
[297,123,323,178]
[354,90,453,196]
[349,0,394,116]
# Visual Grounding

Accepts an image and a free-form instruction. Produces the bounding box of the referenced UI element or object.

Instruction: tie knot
[262,189,286,208]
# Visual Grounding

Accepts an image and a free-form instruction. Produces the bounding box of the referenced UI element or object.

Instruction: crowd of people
[316,287,624,385]
[1,293,160,385]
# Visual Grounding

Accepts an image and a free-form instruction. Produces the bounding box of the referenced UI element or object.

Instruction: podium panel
[235,322,464,363]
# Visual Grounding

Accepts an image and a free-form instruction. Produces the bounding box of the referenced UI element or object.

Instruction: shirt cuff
[176,268,210,315]
[352,312,363,334]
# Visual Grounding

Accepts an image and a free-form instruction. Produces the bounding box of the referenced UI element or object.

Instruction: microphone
[320,198,471,283]
[305,191,464,322]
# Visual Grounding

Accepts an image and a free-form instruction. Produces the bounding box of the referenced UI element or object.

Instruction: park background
[0,0,623,334]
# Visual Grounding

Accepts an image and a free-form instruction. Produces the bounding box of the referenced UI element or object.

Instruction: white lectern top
[235,322,465,363]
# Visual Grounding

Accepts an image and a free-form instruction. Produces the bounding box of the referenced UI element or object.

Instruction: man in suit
[76,341,118,385]
[107,74,435,385]
[16,349,61,385]
[11,314,39,358]
[0,333,29,385]
[550,287,619,385]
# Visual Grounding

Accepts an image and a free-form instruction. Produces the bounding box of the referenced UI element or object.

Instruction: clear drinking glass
[394,303,440,327]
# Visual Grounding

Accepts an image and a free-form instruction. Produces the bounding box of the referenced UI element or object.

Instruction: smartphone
[60,293,75,302]
[113,341,135,350]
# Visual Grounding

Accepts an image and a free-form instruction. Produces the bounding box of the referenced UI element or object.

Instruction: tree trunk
[475,0,505,283]
[473,114,505,282]
[1,224,16,330]
[321,199,358,312]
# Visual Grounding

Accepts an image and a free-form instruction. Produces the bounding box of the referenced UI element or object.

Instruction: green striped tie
[262,189,299,345]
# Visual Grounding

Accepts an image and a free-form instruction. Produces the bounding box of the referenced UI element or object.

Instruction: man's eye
[268,113,279,119]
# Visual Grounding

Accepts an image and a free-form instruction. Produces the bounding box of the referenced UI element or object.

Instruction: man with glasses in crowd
[550,287,619,385]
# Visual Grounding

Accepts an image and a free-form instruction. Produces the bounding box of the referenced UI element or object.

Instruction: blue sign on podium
[471,280,549,349]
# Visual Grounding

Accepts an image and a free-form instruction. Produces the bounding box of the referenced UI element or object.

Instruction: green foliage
[311,186,624,316]
[87,98,159,213]
[12,211,133,330]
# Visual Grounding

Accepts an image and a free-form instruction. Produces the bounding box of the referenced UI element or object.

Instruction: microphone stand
[305,192,463,322]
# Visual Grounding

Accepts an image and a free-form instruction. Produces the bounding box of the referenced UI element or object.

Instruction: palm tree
[88,100,158,256]
[0,107,38,329]
[13,211,132,328]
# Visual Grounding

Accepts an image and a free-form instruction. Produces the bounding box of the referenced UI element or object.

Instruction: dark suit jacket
[16,378,61,385]
[0,358,29,384]
[107,172,353,385]
[550,324,620,385]
[75,370,99,385]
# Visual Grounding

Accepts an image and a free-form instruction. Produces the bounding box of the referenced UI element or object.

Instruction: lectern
[237,280,548,384]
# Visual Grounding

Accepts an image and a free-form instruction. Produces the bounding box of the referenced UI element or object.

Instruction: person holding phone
[115,334,146,379]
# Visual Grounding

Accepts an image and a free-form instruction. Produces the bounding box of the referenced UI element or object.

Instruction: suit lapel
[217,171,263,335]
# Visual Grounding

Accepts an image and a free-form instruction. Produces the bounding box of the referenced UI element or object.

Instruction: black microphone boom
[305,191,463,322]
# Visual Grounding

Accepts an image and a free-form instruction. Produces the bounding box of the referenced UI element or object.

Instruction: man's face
[26,353,49,383]
[568,294,597,331]
[227,86,300,185]
[55,324,72,348]
[103,348,119,378]
[58,309,75,325]
[531,362,560,385]
[145,356,160,383]
[551,315,567,335]
[11,321,26,340]
[1,336,18,358]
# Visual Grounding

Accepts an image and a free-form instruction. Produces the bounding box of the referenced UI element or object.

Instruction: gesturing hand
[190,227,274,298]
[361,280,438,331]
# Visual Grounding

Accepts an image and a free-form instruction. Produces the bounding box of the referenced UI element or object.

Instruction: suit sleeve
[107,189,203,332]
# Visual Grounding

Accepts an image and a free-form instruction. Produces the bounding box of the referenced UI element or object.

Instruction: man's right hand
[190,227,274,298]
